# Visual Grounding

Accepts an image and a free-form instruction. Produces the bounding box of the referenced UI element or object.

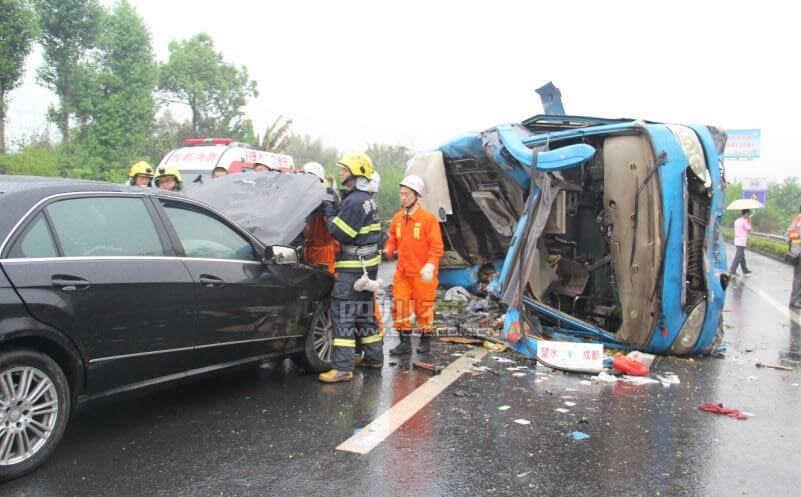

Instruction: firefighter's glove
[354,273,385,295]
[420,263,435,283]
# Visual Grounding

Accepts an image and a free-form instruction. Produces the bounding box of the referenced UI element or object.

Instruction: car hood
[186,172,328,246]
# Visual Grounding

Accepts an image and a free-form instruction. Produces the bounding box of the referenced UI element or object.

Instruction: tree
[282,133,340,171]
[159,33,258,139]
[366,144,412,220]
[0,0,38,154]
[72,0,157,177]
[261,115,292,152]
[35,0,102,142]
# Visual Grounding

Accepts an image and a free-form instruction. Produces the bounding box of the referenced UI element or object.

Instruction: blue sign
[724,129,761,159]
[743,190,767,204]
[742,178,768,204]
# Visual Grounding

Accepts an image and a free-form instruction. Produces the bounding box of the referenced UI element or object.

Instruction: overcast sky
[5,0,798,178]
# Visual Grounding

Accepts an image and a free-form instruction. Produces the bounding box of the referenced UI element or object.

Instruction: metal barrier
[751,231,787,242]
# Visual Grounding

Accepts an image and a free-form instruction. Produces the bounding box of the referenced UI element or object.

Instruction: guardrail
[751,231,787,243]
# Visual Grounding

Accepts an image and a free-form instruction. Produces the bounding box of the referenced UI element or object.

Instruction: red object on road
[612,356,650,376]
[697,402,749,420]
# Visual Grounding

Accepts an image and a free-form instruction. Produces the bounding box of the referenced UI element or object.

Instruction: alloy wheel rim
[313,310,334,363]
[0,367,59,466]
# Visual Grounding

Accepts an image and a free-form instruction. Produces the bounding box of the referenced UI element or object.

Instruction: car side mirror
[266,245,298,265]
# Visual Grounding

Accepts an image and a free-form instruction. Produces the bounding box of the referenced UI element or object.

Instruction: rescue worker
[383,175,444,355]
[303,162,338,274]
[318,153,383,383]
[360,171,386,359]
[154,166,183,192]
[128,161,154,187]
[211,166,228,179]
[786,205,801,308]
[253,162,276,173]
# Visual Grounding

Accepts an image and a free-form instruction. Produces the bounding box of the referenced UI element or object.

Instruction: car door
[155,198,303,367]
[1,194,197,395]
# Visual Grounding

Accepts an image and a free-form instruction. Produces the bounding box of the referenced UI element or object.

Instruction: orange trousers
[392,271,437,333]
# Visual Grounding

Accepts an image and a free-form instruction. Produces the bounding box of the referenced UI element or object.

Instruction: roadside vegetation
[723,178,801,235]
[0,0,408,217]
[721,227,789,261]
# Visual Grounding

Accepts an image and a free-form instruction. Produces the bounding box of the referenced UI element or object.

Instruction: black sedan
[0,176,334,481]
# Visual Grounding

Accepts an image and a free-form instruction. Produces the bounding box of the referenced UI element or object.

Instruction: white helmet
[365,171,381,193]
[400,174,425,197]
[302,162,326,182]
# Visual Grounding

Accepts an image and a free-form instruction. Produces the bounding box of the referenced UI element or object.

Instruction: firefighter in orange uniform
[302,162,338,274]
[383,175,444,355]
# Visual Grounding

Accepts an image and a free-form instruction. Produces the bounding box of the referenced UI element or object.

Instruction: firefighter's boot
[389,332,412,356]
[417,334,431,354]
[318,369,353,383]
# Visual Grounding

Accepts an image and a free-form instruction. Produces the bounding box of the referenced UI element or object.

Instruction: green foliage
[0,0,38,153]
[365,144,411,221]
[721,227,789,260]
[142,111,193,164]
[159,33,258,139]
[34,0,103,140]
[282,133,340,172]
[280,136,411,221]
[723,178,801,234]
[261,116,292,152]
[0,142,60,176]
[71,0,157,177]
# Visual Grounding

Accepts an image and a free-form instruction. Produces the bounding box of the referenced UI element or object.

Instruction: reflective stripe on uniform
[333,338,356,347]
[335,255,381,269]
[358,223,382,235]
[332,217,358,238]
[359,334,383,345]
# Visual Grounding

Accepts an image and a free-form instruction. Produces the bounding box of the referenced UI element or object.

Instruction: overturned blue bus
[408,115,728,356]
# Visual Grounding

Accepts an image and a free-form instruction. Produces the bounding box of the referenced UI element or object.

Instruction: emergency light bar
[185,138,235,146]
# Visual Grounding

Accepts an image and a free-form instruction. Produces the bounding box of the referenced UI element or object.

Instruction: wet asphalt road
[4,250,801,497]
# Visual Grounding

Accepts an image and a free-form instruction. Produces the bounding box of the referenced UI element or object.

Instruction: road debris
[626,351,656,368]
[592,372,620,383]
[413,361,444,375]
[568,431,591,441]
[698,402,751,420]
[755,362,794,371]
[513,419,531,425]
[613,356,650,376]
[483,341,507,352]
[498,405,511,411]
[621,375,660,386]
[657,373,681,386]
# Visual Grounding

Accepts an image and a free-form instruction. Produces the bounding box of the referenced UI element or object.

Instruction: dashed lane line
[336,348,489,455]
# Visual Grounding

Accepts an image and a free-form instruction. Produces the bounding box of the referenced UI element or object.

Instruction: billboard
[724,129,761,159]
[742,177,768,204]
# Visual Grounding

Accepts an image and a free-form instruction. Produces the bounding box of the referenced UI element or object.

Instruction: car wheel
[0,349,71,482]
[299,303,335,373]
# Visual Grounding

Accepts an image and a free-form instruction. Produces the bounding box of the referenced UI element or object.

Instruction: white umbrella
[727,198,764,211]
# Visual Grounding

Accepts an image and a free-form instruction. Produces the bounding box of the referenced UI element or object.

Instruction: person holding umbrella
[726,198,762,276]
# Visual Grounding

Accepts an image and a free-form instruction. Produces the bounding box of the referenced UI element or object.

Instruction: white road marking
[739,278,801,327]
[336,348,489,455]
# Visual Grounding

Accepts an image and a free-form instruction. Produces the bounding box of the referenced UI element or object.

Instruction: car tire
[0,349,71,482]
[298,303,335,373]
